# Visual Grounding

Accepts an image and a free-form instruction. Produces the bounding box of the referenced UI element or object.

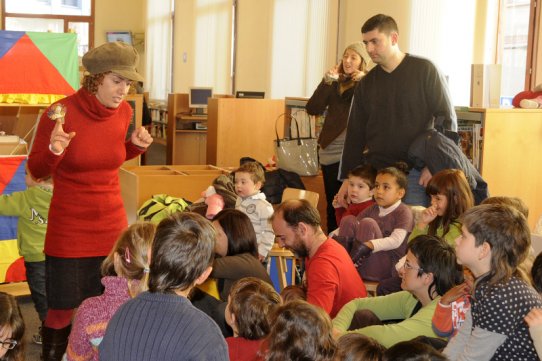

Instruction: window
[497,0,532,97]
[1,0,94,56]
[270,0,339,98]
[146,0,173,100]
[409,0,476,106]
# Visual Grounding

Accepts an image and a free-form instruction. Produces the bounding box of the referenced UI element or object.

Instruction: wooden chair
[281,187,319,208]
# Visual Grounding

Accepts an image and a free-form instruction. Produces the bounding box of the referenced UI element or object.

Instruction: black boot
[332,235,354,253]
[41,325,71,361]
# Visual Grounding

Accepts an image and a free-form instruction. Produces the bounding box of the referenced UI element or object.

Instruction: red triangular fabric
[0,34,74,95]
[0,156,25,194]
[4,257,27,283]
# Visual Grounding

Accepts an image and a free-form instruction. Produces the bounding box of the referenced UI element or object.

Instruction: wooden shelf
[176,130,206,134]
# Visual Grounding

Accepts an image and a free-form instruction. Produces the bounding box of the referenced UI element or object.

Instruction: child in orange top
[225,277,281,361]
[432,269,473,338]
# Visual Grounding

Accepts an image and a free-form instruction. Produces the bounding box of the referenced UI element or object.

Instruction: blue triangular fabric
[0,158,27,240]
[0,31,25,59]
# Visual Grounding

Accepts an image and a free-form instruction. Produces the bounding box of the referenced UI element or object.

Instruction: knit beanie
[344,42,372,69]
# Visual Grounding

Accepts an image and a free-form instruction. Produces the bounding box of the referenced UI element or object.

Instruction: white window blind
[409,0,476,106]
[146,0,173,100]
[270,0,338,99]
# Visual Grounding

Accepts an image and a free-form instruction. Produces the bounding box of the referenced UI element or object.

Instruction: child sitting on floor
[335,333,385,361]
[337,164,413,282]
[64,222,155,361]
[0,292,25,361]
[333,164,376,230]
[234,162,275,261]
[225,277,281,361]
[443,204,542,360]
[332,164,376,250]
[524,251,542,359]
[265,300,336,361]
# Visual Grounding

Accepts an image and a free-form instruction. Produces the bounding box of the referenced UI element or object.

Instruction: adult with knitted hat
[306,42,372,232]
[28,41,152,361]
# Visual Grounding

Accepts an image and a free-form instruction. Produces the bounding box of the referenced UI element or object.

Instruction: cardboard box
[0,137,28,155]
[120,165,230,224]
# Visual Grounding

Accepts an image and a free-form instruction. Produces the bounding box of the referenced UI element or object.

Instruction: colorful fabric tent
[0,156,27,283]
[0,30,79,104]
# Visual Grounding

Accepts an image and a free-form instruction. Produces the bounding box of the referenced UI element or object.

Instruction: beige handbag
[274,114,319,176]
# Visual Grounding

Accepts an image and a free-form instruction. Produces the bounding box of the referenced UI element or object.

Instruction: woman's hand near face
[324,63,340,83]
[50,120,76,154]
[130,126,153,148]
[350,69,366,81]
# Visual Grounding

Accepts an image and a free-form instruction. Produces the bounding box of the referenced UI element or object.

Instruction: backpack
[137,194,190,224]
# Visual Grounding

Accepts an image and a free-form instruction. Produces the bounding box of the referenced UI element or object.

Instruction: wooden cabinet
[472,108,542,230]
[167,93,208,165]
[206,98,285,167]
[175,131,207,164]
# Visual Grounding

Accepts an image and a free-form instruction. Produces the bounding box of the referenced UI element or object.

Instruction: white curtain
[146,0,173,100]
[409,0,476,106]
[270,0,339,99]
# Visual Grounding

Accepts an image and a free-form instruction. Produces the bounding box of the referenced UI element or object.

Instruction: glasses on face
[403,262,424,273]
[0,339,17,350]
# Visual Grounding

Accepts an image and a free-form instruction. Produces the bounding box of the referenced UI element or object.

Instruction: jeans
[25,260,48,321]
[404,168,429,207]
[321,162,343,232]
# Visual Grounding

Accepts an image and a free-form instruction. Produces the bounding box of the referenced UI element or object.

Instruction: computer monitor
[106,31,133,45]
[235,91,265,99]
[189,87,213,115]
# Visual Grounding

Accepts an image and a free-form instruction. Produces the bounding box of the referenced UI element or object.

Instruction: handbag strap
[275,111,314,146]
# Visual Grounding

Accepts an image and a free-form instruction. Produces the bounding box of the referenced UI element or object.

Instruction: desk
[167,94,208,165]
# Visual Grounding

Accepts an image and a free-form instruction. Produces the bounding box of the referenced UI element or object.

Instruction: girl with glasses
[0,292,25,361]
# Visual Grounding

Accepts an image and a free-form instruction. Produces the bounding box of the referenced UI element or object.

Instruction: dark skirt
[45,255,105,309]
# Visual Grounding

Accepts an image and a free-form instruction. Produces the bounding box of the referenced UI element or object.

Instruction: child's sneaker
[32,327,42,345]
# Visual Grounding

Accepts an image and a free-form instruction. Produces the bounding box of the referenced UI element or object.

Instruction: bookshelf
[148,100,168,146]
[166,93,208,165]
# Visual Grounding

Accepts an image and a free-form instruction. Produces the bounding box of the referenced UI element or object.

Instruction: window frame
[0,0,95,50]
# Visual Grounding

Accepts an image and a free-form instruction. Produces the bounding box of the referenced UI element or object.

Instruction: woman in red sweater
[27,41,152,361]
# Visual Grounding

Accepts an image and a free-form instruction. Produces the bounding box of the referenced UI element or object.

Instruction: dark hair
[212,209,258,257]
[532,252,542,293]
[481,196,529,218]
[336,333,385,361]
[377,163,409,191]
[425,169,474,236]
[235,161,266,185]
[272,199,321,229]
[461,204,531,286]
[280,285,307,303]
[101,222,155,296]
[409,235,463,299]
[228,277,281,340]
[348,164,377,189]
[148,212,216,293]
[0,292,25,361]
[81,72,108,94]
[383,340,448,361]
[265,300,336,361]
[361,14,399,35]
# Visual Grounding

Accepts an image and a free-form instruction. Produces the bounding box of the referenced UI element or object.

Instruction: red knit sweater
[28,88,143,258]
